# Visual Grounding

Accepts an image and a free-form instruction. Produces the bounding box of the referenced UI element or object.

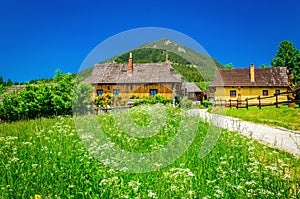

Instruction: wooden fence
[214,88,300,109]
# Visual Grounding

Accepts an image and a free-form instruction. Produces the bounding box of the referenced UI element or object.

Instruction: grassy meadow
[0,105,299,198]
[216,106,300,131]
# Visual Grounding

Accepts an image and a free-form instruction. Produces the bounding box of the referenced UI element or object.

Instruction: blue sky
[1,0,300,82]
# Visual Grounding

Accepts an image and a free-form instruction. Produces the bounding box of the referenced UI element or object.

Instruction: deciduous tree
[224,63,234,69]
[272,40,300,84]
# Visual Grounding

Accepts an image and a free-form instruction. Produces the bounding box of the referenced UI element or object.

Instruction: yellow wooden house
[209,64,288,105]
[83,53,182,101]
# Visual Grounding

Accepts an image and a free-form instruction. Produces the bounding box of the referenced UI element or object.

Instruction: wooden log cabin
[209,64,289,106]
[181,82,203,101]
[83,53,182,100]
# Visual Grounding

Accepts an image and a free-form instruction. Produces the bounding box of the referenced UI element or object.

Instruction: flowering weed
[0,106,299,198]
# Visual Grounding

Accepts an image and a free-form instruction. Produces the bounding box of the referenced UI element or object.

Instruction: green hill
[78,39,223,90]
[105,39,223,89]
[136,39,223,69]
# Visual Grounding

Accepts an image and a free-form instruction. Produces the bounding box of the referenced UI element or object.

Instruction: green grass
[214,106,300,131]
[0,105,299,198]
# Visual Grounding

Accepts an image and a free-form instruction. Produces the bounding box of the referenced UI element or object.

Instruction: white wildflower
[154,162,163,167]
[235,185,243,190]
[111,176,119,181]
[120,167,129,172]
[7,136,18,140]
[206,179,216,184]
[216,189,224,195]
[187,190,194,195]
[170,185,178,191]
[245,180,257,186]
[32,164,39,168]
[147,190,157,198]
[11,157,19,162]
[220,161,227,165]
[283,173,291,179]
[99,179,108,185]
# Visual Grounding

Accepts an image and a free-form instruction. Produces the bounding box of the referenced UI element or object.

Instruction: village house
[181,82,203,101]
[83,53,183,101]
[209,64,289,105]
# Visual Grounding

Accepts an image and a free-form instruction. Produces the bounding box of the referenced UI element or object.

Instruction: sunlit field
[213,105,300,131]
[0,105,299,198]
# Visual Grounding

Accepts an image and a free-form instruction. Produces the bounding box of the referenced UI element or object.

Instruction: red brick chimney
[128,52,133,74]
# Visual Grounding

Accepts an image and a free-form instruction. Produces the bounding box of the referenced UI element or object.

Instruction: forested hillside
[103,39,224,89]
[111,48,214,89]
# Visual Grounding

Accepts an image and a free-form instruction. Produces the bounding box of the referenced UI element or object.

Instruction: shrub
[120,99,127,106]
[202,100,212,108]
[133,95,171,106]
[95,94,112,108]
[0,73,75,122]
[129,94,139,99]
[180,99,192,108]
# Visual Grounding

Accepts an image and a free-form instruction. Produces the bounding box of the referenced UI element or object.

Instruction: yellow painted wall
[214,86,288,104]
[93,83,177,99]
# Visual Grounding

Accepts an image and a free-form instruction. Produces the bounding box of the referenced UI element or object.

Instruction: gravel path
[188,109,300,156]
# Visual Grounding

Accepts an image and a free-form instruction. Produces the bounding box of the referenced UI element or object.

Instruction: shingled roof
[210,67,288,87]
[182,82,202,93]
[83,63,182,84]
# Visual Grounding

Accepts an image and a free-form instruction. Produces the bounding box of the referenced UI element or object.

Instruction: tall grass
[0,106,299,198]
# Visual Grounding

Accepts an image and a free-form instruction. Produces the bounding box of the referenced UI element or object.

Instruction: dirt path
[188,109,300,156]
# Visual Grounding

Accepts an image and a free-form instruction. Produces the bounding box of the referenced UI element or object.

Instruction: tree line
[0,72,75,122]
[224,40,300,85]
[0,77,14,95]
[1,40,299,122]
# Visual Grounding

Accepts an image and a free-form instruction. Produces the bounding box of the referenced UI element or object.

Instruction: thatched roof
[83,63,182,84]
[182,82,202,93]
[210,67,288,87]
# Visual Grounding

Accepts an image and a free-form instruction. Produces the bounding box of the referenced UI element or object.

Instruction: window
[230,90,236,98]
[97,89,103,96]
[263,90,268,96]
[150,89,157,97]
[113,89,120,96]
[275,90,280,95]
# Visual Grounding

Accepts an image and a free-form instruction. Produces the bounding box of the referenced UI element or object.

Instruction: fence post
[275,93,279,108]
[236,99,239,109]
[258,95,261,109]
[229,99,231,108]
[246,98,248,110]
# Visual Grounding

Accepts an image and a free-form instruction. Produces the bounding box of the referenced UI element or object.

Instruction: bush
[95,94,112,108]
[0,73,75,122]
[129,94,139,99]
[202,100,212,108]
[199,104,207,109]
[180,99,192,108]
[133,95,172,106]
